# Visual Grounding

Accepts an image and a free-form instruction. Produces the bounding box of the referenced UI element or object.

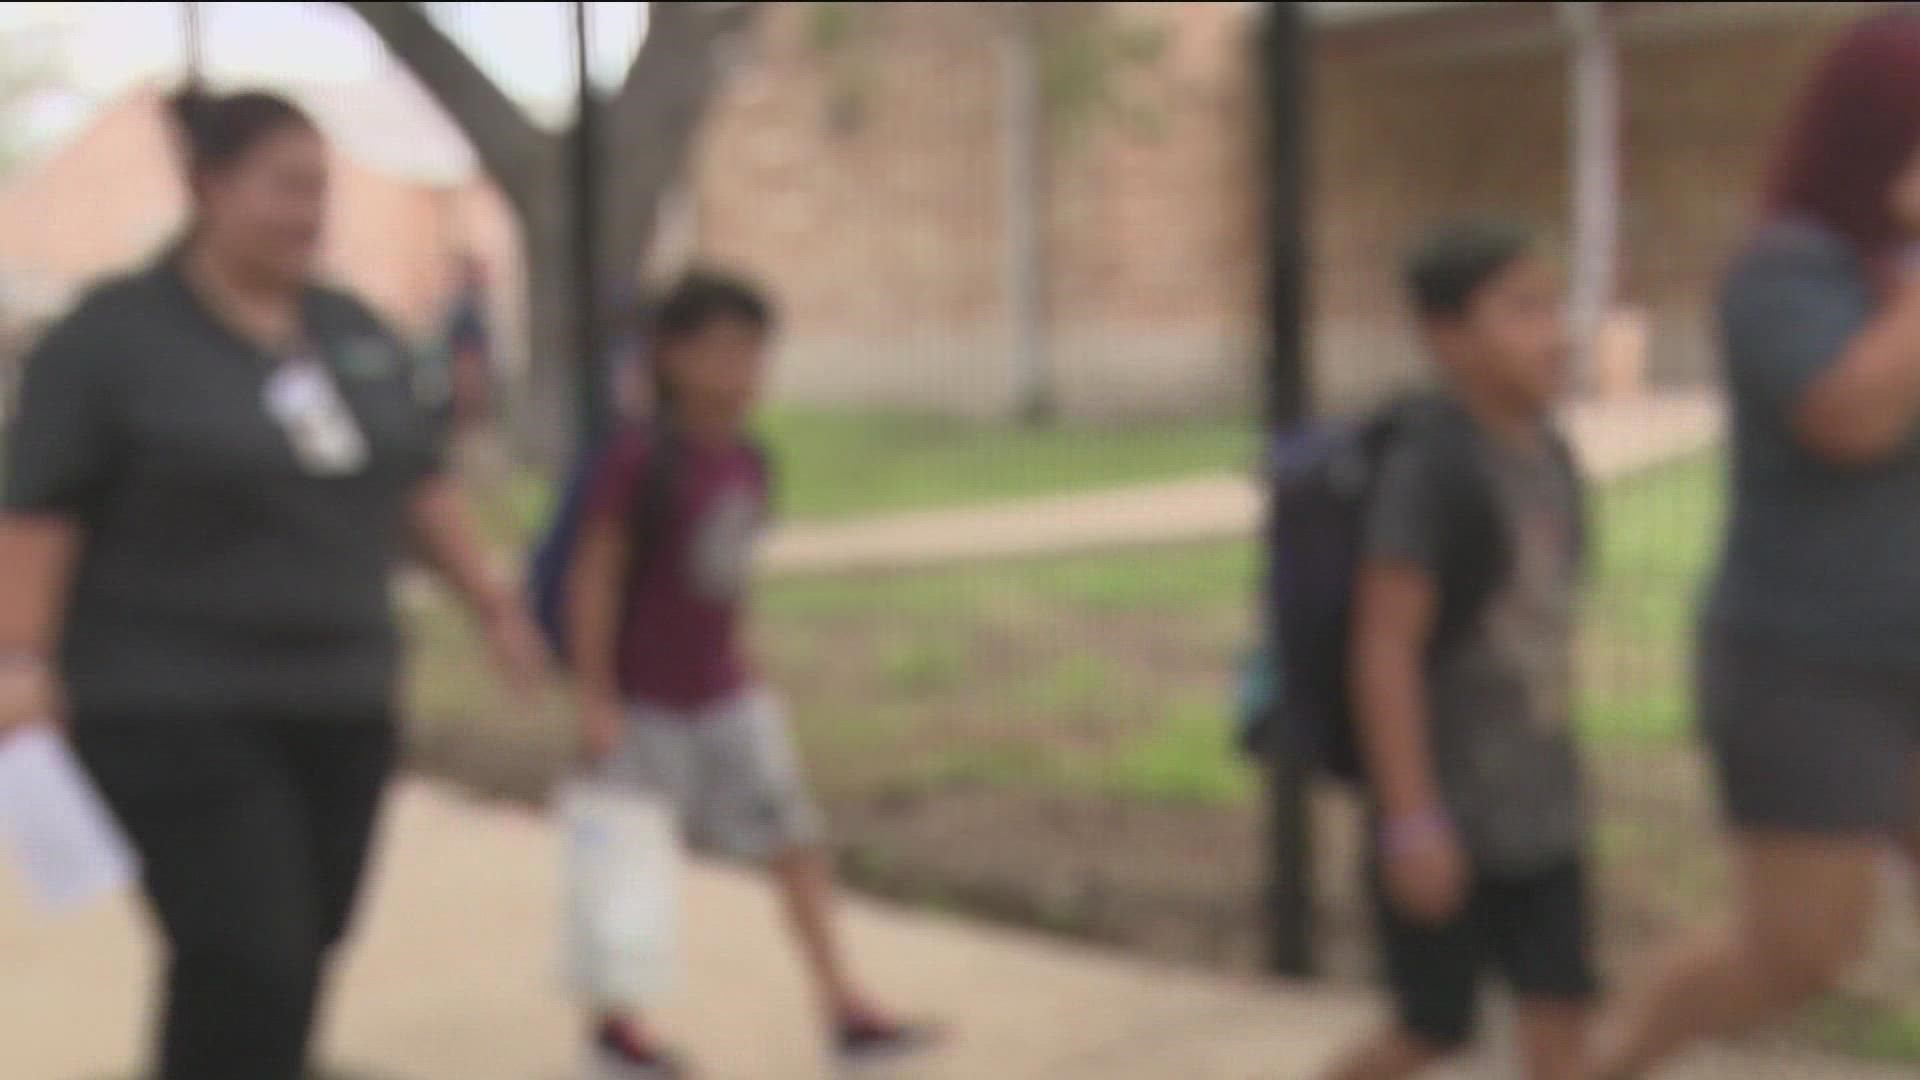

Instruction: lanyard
[262,353,369,476]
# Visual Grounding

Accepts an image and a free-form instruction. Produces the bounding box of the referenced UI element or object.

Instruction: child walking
[1323,219,1595,1080]
[566,270,936,1078]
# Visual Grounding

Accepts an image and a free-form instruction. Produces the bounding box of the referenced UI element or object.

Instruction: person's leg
[1514,1001,1585,1080]
[702,691,935,1059]
[72,714,321,1080]
[768,842,863,1015]
[1485,861,1597,1080]
[1321,860,1478,1080]
[1322,1029,1453,1080]
[1590,834,1880,1079]
[1591,631,1913,1078]
[588,706,700,1073]
[284,717,398,1051]
[696,693,863,1013]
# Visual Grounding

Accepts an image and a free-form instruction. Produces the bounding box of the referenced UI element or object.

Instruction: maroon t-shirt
[582,428,767,711]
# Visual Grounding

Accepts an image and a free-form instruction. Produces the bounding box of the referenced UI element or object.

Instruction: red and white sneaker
[587,1020,690,1080]
[836,1012,944,1073]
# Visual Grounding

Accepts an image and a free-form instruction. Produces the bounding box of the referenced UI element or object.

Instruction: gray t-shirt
[1709,222,1920,667]
[3,257,444,719]
[1365,421,1586,874]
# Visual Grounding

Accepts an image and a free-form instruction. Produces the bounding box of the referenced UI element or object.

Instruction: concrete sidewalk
[5,781,1908,1080]
[1,780,1374,1079]
[763,392,1725,577]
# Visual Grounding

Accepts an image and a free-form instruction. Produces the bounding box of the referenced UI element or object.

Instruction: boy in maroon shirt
[568,271,935,1078]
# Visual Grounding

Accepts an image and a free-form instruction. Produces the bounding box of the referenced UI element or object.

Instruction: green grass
[476,405,1259,541]
[430,443,1724,812]
[759,409,1255,521]
[1579,450,1724,742]
[905,695,1254,807]
[1098,696,1256,805]
[762,449,1726,808]
[475,409,1258,542]
[880,633,970,694]
[1810,998,1920,1063]
[762,540,1256,621]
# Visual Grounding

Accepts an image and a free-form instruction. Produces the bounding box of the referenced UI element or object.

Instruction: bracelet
[1380,810,1453,857]
[0,651,46,671]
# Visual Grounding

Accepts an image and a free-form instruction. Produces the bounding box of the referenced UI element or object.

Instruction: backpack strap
[1397,396,1507,657]
[624,422,684,586]
[745,436,777,522]
[1412,398,1588,650]
[1546,427,1589,577]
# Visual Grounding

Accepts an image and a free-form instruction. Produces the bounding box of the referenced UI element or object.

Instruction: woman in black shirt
[0,88,541,1080]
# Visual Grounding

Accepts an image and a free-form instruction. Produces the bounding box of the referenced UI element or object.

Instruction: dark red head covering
[1765,10,1920,265]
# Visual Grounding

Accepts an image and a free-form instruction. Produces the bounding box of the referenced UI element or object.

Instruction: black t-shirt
[3,257,444,719]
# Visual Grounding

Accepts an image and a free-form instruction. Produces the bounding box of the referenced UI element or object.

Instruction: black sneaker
[836,1015,943,1073]
[588,1021,690,1080]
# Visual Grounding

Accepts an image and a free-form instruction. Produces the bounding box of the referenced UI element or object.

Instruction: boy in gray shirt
[1323,219,1593,1080]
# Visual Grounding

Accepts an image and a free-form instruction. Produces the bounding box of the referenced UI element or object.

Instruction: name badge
[264,356,370,476]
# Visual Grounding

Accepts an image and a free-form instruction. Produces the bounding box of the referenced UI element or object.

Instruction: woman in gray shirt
[0,89,542,1079]
[1595,14,1920,1076]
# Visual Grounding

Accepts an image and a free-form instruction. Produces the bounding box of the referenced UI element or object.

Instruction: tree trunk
[515,198,580,465]
[340,1,762,462]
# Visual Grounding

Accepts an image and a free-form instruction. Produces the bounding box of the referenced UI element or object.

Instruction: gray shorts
[1699,628,1920,836]
[601,690,824,860]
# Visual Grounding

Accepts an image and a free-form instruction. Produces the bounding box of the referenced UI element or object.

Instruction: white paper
[0,725,138,912]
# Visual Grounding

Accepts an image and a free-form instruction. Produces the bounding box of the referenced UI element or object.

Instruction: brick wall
[0,88,509,346]
[694,1,1262,421]
[695,2,1866,421]
[695,2,1011,415]
[1310,34,1570,411]
[0,6,1875,424]
[1310,6,1858,410]
[1618,15,1853,387]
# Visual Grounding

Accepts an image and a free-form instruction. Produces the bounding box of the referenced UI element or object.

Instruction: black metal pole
[1261,0,1316,979]
[573,0,608,447]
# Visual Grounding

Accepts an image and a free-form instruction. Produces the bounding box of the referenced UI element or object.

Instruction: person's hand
[577,693,625,765]
[1381,812,1470,926]
[480,597,547,704]
[0,659,54,739]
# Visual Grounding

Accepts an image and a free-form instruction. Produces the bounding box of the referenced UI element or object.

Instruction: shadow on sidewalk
[87,1070,412,1080]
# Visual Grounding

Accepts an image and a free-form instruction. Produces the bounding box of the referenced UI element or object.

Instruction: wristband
[1380,810,1453,858]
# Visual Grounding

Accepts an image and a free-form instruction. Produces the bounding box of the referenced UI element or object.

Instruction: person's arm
[566,438,643,761]
[1350,558,1444,824]
[0,517,76,733]
[1729,236,1920,466]
[406,478,543,699]
[407,477,510,620]
[566,515,626,706]
[1,292,121,734]
[1791,273,1920,464]
[1353,440,1469,925]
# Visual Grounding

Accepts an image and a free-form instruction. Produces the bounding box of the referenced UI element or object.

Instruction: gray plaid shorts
[602,690,825,859]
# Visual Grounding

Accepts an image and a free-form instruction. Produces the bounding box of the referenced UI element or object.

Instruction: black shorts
[1699,627,1920,836]
[1371,856,1598,1048]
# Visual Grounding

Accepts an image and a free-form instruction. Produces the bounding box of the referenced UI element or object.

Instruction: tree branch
[609,3,760,149]
[339,1,554,211]
[597,2,763,283]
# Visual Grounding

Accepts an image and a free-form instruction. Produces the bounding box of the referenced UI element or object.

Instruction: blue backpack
[1251,394,1583,782]
[526,424,774,666]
